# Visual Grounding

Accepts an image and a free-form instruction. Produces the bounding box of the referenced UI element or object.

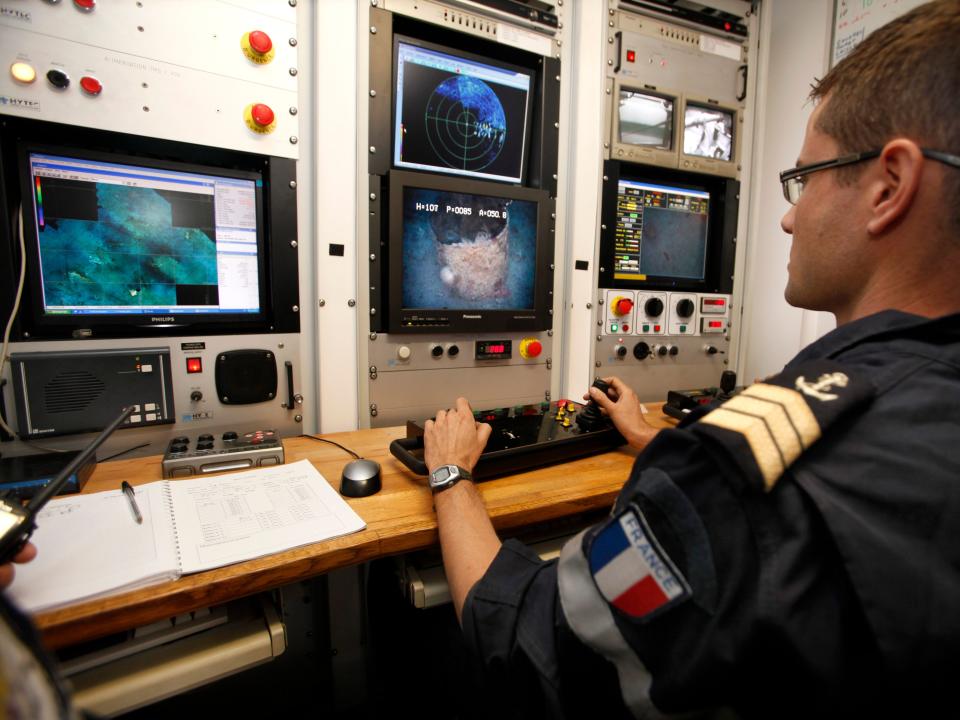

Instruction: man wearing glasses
[423,1,960,717]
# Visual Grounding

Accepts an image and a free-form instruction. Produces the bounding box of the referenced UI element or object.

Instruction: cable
[99,442,151,463]
[0,204,27,439]
[299,434,361,459]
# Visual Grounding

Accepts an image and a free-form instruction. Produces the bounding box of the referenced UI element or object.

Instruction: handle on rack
[389,437,428,475]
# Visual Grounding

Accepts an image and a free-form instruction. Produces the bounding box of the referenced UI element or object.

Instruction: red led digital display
[476,340,513,360]
[704,298,726,306]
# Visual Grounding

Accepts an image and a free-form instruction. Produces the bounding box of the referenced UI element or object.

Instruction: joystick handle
[576,379,612,432]
[720,370,737,396]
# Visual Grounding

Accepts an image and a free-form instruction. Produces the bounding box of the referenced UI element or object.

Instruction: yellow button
[562,417,572,427]
[11,62,36,84]
[566,402,575,412]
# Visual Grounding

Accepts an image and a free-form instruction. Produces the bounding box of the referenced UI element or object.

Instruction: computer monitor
[386,171,553,333]
[393,36,534,184]
[680,97,739,178]
[8,130,299,339]
[598,161,738,293]
[610,82,680,170]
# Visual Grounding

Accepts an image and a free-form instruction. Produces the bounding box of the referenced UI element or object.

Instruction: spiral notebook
[9,459,366,612]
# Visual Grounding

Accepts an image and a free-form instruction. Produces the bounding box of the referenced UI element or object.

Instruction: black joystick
[576,379,612,432]
[719,370,737,400]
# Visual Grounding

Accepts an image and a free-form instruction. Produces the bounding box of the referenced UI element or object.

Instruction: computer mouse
[340,458,382,497]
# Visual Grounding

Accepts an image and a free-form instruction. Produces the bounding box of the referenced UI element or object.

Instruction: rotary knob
[669,345,679,356]
[676,298,695,318]
[633,342,650,360]
[657,344,668,357]
[615,345,627,358]
[644,297,664,317]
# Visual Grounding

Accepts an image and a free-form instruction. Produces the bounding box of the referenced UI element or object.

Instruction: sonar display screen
[27,153,262,317]
[401,187,538,311]
[618,89,674,150]
[683,103,734,162]
[613,179,709,282]
[394,40,533,183]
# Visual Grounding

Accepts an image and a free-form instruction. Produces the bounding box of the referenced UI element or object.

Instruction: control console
[390,381,625,480]
[162,430,285,479]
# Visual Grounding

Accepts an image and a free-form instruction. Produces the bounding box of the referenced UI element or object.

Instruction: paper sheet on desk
[7,460,366,612]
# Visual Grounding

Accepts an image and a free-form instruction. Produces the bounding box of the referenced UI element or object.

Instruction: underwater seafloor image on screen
[401,188,537,311]
[37,181,218,310]
[637,205,708,280]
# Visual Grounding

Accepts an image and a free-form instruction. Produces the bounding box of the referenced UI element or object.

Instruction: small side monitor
[609,81,680,170]
[679,97,739,178]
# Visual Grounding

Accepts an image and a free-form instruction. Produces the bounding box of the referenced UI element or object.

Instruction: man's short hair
[811,0,960,232]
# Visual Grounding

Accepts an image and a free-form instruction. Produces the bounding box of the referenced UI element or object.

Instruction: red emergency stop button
[611,296,634,317]
[244,103,277,134]
[80,76,102,96]
[519,338,542,359]
[241,30,276,64]
[249,31,273,55]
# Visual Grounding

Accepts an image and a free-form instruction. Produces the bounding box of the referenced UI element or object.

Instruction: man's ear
[865,139,924,236]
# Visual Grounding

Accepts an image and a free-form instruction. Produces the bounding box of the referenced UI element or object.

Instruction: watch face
[432,467,452,484]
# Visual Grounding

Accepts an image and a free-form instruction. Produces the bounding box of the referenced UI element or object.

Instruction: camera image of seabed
[426,75,507,172]
[38,183,217,308]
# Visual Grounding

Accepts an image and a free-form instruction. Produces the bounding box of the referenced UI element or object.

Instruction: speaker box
[215,350,277,405]
[11,348,175,438]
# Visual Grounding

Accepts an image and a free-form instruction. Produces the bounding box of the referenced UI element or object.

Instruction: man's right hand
[585,376,658,450]
[0,541,37,591]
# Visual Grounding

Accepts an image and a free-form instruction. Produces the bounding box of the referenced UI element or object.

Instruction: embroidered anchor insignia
[795,372,849,401]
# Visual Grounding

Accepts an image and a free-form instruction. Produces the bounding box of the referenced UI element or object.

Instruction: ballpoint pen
[121,481,143,524]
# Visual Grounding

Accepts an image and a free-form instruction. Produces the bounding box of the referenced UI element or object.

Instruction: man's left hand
[424,397,492,474]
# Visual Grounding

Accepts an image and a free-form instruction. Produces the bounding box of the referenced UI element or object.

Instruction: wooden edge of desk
[32,408,670,649]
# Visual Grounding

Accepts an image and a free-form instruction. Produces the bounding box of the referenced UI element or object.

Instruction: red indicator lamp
[186,357,203,374]
[626,49,636,63]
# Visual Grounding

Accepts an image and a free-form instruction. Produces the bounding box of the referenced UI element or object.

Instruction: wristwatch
[429,464,472,494]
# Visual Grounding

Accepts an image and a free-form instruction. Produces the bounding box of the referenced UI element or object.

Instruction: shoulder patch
[588,505,690,621]
[690,360,875,492]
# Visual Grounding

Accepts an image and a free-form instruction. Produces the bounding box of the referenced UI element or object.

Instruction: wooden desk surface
[33,405,675,649]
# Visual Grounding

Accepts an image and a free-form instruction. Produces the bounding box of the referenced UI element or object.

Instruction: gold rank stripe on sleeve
[698,384,822,491]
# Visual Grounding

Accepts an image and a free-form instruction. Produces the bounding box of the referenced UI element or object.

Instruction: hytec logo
[0,96,40,111]
[0,6,32,21]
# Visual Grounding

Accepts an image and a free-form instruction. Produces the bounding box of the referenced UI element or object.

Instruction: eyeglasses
[779,148,960,205]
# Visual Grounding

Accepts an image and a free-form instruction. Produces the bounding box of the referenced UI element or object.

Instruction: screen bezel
[13,140,275,339]
[610,80,680,170]
[597,160,737,293]
[678,96,740,179]
[386,170,553,333]
[391,34,536,185]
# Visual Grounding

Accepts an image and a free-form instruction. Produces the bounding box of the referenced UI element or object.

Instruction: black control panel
[390,383,625,480]
[161,430,284,478]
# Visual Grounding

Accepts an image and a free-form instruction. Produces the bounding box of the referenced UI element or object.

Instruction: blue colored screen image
[401,188,538,311]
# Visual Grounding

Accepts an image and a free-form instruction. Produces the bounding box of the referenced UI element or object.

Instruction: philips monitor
[393,36,534,184]
[6,128,300,340]
[598,161,738,293]
[680,97,739,178]
[610,82,680,170]
[386,172,553,333]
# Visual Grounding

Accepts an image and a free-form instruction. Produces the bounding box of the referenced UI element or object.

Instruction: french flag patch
[589,507,690,620]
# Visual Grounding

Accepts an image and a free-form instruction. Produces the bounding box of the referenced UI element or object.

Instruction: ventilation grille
[44,371,105,414]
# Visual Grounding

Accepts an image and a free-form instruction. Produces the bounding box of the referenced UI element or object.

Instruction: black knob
[430,345,443,358]
[720,370,737,395]
[616,345,627,358]
[576,379,611,432]
[447,344,460,357]
[633,342,650,360]
[644,297,664,317]
[657,345,668,356]
[190,390,203,402]
[676,299,695,318]
[46,69,70,89]
[199,434,214,442]
[705,345,718,355]
[669,346,679,356]
[222,431,238,441]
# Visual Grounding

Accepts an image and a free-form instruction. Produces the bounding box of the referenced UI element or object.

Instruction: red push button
[626,49,636,62]
[80,76,102,96]
[74,0,96,9]
[186,357,203,374]
[248,30,273,55]
[251,103,274,127]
